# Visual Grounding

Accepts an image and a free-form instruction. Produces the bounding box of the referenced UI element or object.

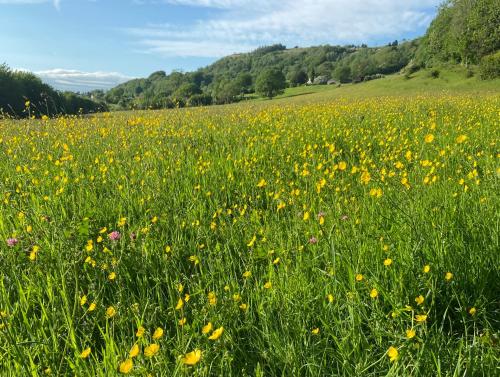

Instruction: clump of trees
[255,69,286,98]
[415,0,499,67]
[0,64,106,118]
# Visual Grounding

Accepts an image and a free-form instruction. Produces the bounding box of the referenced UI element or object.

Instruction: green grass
[247,66,500,104]
[0,92,499,376]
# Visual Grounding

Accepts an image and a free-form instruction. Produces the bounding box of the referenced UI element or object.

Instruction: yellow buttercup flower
[80,295,88,306]
[406,329,416,339]
[152,327,164,340]
[80,347,91,359]
[144,344,160,357]
[424,134,434,143]
[182,349,201,366]
[106,306,116,318]
[202,322,213,334]
[175,298,184,310]
[208,326,224,340]
[208,291,217,305]
[370,289,378,298]
[415,295,424,305]
[119,359,133,374]
[136,326,145,337]
[387,346,399,362]
[247,235,257,247]
[415,314,427,323]
[129,344,140,358]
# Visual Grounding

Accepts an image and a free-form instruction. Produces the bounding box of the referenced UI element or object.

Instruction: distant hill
[101,41,418,110]
[98,0,498,111]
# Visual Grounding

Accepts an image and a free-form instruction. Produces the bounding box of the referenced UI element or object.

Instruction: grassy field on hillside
[0,92,499,376]
[247,67,500,104]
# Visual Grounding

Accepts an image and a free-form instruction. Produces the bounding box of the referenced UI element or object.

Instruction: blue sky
[0,0,442,91]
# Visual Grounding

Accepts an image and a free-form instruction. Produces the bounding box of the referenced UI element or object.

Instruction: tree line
[0,64,107,118]
[97,41,418,110]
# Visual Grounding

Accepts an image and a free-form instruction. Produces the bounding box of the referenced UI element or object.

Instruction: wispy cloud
[22,68,132,92]
[128,0,440,57]
[0,0,61,9]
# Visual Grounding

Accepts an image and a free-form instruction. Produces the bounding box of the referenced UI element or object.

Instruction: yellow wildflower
[129,344,140,358]
[182,349,201,366]
[144,344,160,357]
[202,322,213,334]
[208,326,224,340]
[152,327,164,340]
[119,359,133,374]
[80,347,91,359]
[387,346,399,362]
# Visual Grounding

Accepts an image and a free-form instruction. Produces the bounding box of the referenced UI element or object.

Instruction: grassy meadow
[1,91,499,376]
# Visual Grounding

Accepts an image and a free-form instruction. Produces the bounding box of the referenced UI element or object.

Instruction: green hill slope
[257,66,500,105]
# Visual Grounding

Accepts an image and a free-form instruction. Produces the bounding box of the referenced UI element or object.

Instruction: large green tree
[255,69,286,99]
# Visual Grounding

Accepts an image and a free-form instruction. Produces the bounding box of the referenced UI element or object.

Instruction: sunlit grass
[0,94,499,376]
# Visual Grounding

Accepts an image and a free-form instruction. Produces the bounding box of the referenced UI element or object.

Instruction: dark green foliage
[479,51,500,79]
[333,65,352,83]
[253,44,287,56]
[255,69,286,98]
[213,79,242,104]
[287,68,308,86]
[416,0,500,66]
[429,69,440,78]
[187,93,213,107]
[234,73,253,94]
[0,64,105,118]
[173,83,201,100]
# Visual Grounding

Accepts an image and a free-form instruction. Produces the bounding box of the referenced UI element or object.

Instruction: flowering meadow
[1,95,499,376]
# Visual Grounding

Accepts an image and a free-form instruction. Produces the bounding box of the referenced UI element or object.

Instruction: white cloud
[0,0,61,9]
[128,0,441,57]
[26,68,132,92]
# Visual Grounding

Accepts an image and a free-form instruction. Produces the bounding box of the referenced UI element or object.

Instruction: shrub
[188,93,213,107]
[429,69,440,78]
[479,51,500,80]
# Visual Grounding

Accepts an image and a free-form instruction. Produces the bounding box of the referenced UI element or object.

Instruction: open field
[1,92,499,376]
[247,67,500,104]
